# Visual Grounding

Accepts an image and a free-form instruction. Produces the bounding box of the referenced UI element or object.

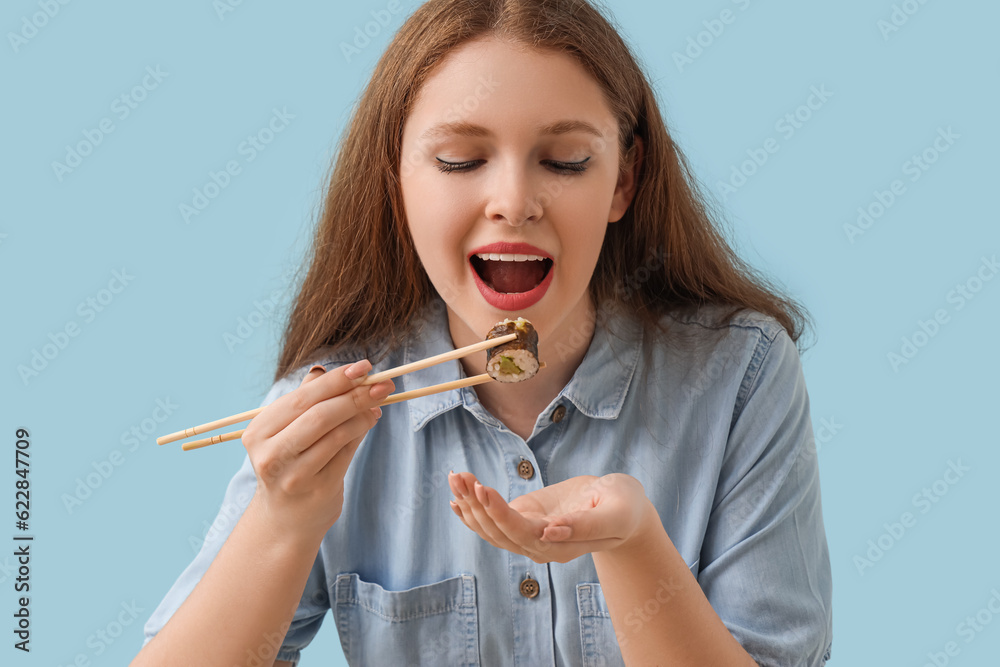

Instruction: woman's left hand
[448,471,655,563]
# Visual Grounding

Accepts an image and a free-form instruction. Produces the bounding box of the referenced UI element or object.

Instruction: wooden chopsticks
[157,333,517,452]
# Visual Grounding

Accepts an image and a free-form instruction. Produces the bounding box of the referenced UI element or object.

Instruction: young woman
[136,1,832,665]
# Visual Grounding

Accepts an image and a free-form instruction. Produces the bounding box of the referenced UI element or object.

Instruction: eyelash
[434,157,591,175]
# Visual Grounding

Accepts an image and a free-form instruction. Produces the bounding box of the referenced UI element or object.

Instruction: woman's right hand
[241,359,393,541]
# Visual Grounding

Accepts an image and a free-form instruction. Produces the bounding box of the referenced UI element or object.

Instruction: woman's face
[399,36,638,348]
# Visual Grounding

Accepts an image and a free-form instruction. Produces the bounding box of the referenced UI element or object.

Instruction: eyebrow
[419,119,605,141]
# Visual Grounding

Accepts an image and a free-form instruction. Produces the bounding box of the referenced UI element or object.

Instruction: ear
[608,135,643,223]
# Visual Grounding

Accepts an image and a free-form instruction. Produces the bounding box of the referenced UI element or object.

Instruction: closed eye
[548,157,590,174]
[434,157,591,175]
[435,158,482,173]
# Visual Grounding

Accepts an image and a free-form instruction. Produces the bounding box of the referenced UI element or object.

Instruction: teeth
[475,253,546,262]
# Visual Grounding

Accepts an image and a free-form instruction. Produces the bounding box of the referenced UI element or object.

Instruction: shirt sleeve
[140,370,332,665]
[698,327,833,667]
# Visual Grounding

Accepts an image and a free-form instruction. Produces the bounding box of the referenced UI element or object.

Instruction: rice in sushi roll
[485,317,539,383]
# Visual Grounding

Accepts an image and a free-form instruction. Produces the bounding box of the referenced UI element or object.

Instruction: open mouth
[470,253,554,294]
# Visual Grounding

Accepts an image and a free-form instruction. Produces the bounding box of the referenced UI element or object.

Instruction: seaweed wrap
[485,317,540,383]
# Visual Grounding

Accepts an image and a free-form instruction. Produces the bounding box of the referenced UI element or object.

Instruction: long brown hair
[274,0,813,383]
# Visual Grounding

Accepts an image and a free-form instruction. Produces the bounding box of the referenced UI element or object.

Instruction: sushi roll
[485,317,539,383]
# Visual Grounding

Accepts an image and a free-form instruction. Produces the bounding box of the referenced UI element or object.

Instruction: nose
[483,162,543,227]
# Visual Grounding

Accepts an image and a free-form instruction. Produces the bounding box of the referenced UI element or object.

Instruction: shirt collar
[400,302,467,431]
[401,299,643,432]
[557,303,643,421]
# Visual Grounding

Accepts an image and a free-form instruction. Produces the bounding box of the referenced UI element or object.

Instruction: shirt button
[519,577,540,599]
[517,459,534,480]
[551,405,566,423]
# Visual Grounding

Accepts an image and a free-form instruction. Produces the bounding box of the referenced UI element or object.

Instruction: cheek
[558,184,613,229]
[555,194,612,270]
[406,183,477,246]
[402,193,468,278]
[401,177,440,239]
[403,166,467,216]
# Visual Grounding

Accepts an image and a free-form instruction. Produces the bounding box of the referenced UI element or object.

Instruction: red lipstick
[467,243,554,311]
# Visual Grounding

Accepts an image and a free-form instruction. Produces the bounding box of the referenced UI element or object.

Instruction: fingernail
[309,364,327,374]
[474,481,489,507]
[345,359,372,380]
[372,406,382,419]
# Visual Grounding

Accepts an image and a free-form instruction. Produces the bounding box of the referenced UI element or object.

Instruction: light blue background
[2,1,997,665]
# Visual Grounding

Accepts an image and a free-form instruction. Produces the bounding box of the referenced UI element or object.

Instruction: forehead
[403,37,618,142]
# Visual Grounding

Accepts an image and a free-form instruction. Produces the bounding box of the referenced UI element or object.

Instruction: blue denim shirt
[143,299,833,666]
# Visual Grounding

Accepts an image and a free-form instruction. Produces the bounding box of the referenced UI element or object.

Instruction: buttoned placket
[461,392,559,666]
[505,427,551,666]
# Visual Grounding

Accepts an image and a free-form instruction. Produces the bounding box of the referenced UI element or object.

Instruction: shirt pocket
[577,582,626,667]
[332,572,480,666]
[577,559,700,667]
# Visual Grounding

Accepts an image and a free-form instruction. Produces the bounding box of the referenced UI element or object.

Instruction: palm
[448,471,652,564]
[509,476,601,522]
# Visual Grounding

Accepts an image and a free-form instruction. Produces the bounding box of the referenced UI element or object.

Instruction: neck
[450,299,598,439]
